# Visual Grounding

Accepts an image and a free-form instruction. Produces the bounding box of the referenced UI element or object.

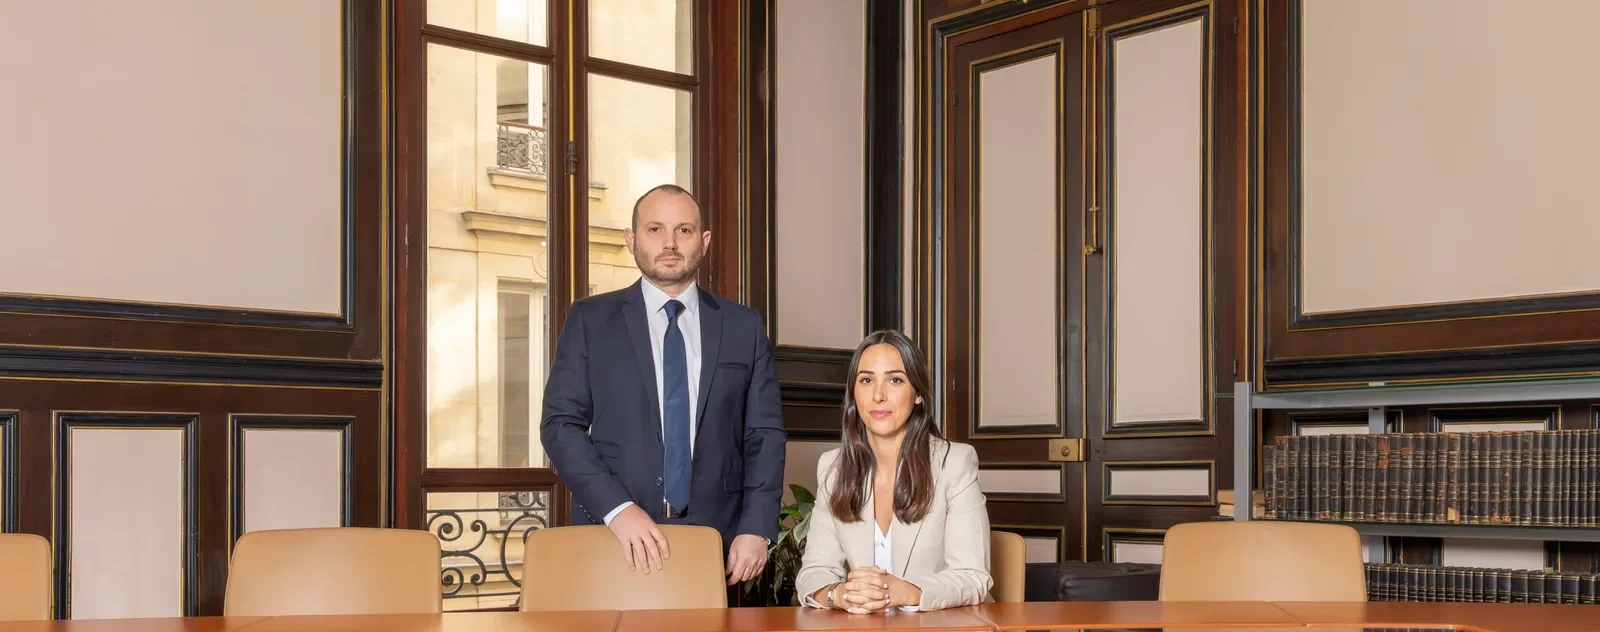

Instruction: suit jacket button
[655,477,663,486]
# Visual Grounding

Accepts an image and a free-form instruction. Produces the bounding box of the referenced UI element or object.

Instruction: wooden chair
[520,525,727,611]
[0,534,51,621]
[224,527,442,616]
[1159,520,1366,601]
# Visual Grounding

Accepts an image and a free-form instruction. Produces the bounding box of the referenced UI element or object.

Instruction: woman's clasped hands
[829,566,921,614]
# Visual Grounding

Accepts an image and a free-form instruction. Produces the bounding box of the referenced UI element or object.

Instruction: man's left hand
[725,534,769,585]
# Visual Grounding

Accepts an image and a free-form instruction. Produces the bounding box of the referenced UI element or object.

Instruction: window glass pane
[427,44,552,469]
[588,0,694,74]
[428,0,549,46]
[586,75,694,296]
[427,490,551,611]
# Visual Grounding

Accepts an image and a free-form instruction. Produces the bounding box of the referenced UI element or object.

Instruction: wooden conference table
[2,601,1593,632]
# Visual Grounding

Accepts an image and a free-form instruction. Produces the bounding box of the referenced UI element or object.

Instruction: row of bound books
[1367,563,1598,604]
[1262,429,1597,526]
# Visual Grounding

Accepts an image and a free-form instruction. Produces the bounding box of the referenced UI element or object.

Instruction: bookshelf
[1232,377,1600,561]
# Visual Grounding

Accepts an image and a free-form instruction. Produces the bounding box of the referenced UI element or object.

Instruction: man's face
[625,191,710,286]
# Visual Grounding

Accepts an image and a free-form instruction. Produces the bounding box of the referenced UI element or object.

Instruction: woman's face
[853,343,922,439]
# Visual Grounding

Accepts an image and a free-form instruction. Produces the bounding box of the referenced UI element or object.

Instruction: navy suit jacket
[540,280,787,547]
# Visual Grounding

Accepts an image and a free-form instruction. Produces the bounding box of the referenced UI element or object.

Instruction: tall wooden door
[938,3,1090,565]
[928,0,1242,566]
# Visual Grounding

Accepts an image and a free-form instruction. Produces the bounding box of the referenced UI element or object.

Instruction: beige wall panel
[977,54,1060,428]
[0,1,343,314]
[774,0,866,349]
[70,428,186,619]
[782,440,838,503]
[1107,466,1210,498]
[1300,0,1600,313]
[1440,538,1545,571]
[978,467,1063,496]
[243,428,344,534]
[1110,19,1206,426]
[1023,537,1058,564]
[1111,541,1163,564]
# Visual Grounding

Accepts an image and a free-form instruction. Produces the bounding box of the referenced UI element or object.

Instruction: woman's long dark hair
[826,329,946,524]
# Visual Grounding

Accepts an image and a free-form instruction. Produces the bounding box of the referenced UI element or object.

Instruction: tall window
[400,0,709,611]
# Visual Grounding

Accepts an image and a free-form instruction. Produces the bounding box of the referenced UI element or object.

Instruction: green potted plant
[741,484,814,605]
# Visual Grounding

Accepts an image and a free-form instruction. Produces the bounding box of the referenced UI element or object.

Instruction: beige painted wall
[1300,0,1600,313]
[0,1,343,314]
[774,0,867,350]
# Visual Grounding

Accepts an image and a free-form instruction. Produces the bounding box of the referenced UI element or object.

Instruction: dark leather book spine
[1491,431,1507,525]
[1376,436,1391,522]
[1542,432,1558,526]
[1263,443,1277,518]
[1310,435,1324,520]
[1519,432,1536,526]
[1496,569,1511,603]
[1581,572,1596,605]
[1323,434,1336,520]
[1563,572,1580,604]
[1452,435,1465,524]
[1342,434,1357,521]
[1470,432,1484,524]
[1580,432,1593,531]
[1433,435,1446,524]
[1510,570,1528,604]
[1295,434,1308,520]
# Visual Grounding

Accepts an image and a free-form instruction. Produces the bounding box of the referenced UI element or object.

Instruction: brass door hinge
[1049,438,1086,462]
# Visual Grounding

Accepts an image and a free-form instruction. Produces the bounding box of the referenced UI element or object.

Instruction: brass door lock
[1048,438,1085,462]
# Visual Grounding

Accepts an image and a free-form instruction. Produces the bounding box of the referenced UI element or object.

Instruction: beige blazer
[795,439,992,611]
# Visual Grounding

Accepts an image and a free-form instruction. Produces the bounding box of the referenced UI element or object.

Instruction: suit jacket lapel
[694,292,723,428]
[890,513,923,577]
[892,439,940,575]
[846,484,875,567]
[620,282,662,428]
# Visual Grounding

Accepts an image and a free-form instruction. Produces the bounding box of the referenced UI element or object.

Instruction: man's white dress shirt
[603,279,702,524]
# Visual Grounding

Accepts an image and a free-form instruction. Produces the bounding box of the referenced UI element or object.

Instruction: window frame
[392,0,755,535]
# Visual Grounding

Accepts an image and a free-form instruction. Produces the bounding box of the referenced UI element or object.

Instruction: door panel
[1084,0,1232,563]
[945,8,1087,563]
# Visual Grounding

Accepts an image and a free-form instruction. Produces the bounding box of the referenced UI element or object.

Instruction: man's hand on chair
[608,504,669,574]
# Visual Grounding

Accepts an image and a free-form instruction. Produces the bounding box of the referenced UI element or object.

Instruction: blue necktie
[662,299,691,516]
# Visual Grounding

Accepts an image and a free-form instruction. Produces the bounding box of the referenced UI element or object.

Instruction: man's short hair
[631,184,702,230]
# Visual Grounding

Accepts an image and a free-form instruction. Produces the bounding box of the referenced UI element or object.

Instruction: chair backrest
[1158,520,1366,601]
[520,525,726,611]
[0,534,51,621]
[989,530,1026,603]
[224,527,442,616]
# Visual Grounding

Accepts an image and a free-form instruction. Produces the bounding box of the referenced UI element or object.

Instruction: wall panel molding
[0,411,13,533]
[0,0,385,361]
[1257,0,1600,387]
[230,415,355,546]
[0,346,383,389]
[56,413,199,619]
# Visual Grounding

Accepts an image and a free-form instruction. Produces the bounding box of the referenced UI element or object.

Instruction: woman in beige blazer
[795,329,991,613]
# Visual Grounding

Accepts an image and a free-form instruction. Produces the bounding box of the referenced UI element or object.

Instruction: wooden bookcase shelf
[1233,377,1600,559]
[1261,519,1600,543]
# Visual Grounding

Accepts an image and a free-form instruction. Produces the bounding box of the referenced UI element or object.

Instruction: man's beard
[636,250,701,285]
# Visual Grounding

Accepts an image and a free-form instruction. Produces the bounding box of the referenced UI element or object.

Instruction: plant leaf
[789,484,816,505]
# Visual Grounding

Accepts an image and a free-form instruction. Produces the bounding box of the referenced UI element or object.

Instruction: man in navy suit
[541,184,786,586]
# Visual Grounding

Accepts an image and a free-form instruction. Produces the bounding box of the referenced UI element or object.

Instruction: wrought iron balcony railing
[496,122,548,178]
[428,490,550,609]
